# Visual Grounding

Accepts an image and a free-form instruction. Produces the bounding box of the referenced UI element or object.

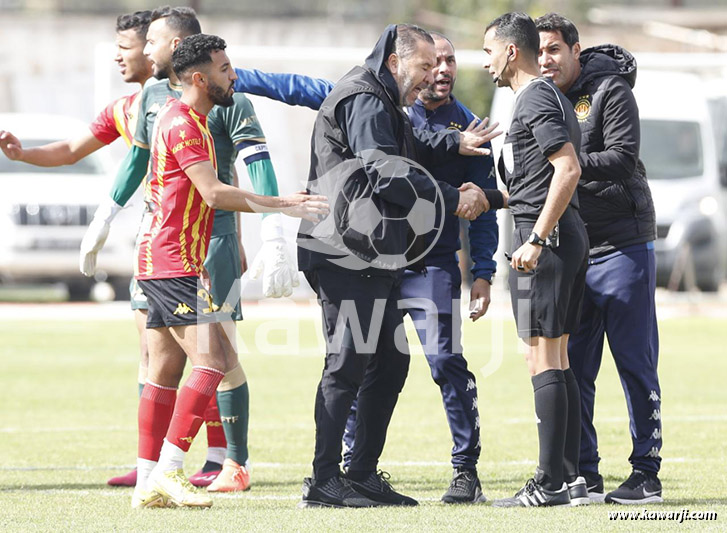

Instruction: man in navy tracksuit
[535,13,661,505]
[234,31,498,504]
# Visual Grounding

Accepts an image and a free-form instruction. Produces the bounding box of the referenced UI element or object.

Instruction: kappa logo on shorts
[173,302,194,315]
[220,302,236,314]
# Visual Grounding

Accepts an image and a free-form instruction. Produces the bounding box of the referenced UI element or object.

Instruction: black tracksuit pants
[305,268,410,480]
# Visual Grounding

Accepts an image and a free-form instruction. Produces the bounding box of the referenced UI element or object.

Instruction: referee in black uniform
[478,12,589,507]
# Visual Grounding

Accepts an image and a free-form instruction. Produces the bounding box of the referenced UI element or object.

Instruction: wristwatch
[527,231,547,247]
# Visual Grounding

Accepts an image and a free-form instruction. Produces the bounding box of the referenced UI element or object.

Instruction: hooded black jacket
[298,25,461,274]
[566,44,656,256]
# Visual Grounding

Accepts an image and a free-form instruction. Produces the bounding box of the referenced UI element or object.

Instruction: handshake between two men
[452,117,505,221]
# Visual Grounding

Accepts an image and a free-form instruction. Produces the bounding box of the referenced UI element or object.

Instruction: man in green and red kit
[88,10,231,490]
[131,33,327,508]
[0,10,232,489]
[81,7,300,494]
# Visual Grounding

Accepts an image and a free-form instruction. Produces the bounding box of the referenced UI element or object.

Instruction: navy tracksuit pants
[568,243,662,475]
[343,263,481,470]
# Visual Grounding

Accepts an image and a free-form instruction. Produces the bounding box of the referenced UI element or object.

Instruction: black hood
[364,24,402,107]
[570,44,637,94]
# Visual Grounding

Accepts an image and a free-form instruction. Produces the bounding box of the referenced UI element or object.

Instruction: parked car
[635,71,727,291]
[0,113,142,299]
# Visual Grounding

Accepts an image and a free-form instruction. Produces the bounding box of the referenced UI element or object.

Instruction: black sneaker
[441,467,487,504]
[492,478,571,508]
[346,470,418,506]
[582,471,605,503]
[567,476,590,506]
[605,470,663,505]
[298,475,380,508]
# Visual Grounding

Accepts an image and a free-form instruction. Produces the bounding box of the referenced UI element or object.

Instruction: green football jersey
[133,81,278,236]
[207,93,271,234]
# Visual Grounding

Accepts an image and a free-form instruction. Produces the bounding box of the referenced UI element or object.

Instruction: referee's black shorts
[508,207,589,339]
[137,276,217,329]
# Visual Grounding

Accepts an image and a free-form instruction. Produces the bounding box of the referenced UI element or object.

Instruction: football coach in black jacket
[536,13,661,505]
[296,24,498,508]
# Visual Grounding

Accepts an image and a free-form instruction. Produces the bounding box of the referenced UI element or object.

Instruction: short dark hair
[485,12,540,60]
[430,31,456,53]
[394,24,434,59]
[172,34,227,78]
[534,13,580,48]
[151,5,201,38]
[116,10,151,39]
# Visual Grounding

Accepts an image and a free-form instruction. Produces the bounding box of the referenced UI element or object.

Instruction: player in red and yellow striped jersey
[0,11,229,488]
[132,34,327,509]
[89,91,142,148]
[136,97,217,281]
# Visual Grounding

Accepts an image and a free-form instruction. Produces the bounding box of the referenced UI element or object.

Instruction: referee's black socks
[563,368,582,483]
[532,369,567,490]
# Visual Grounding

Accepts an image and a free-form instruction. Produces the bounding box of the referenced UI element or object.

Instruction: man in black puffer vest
[536,13,662,505]
[297,24,496,508]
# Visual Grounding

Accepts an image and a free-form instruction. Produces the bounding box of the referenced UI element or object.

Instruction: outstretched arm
[0,130,105,167]
[233,68,332,110]
[185,160,328,221]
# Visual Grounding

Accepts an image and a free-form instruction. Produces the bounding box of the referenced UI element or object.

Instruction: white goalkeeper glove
[249,213,299,298]
[79,197,122,277]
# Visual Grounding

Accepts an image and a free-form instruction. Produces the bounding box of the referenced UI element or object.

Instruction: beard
[152,60,172,81]
[396,65,417,107]
[420,75,455,103]
[208,81,234,107]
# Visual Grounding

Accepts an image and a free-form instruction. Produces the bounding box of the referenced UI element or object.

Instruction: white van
[0,113,142,299]
[489,69,727,291]
[635,70,727,291]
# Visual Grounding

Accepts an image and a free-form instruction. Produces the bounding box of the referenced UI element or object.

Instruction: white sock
[136,458,157,491]
[155,439,186,474]
[206,447,226,466]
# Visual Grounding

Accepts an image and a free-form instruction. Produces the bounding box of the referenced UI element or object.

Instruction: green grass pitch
[0,313,725,532]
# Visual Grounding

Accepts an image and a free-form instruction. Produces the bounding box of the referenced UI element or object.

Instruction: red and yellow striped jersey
[89,91,142,147]
[135,98,216,280]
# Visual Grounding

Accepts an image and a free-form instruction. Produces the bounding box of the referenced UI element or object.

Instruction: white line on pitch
[2,413,724,434]
[0,457,698,472]
[0,426,134,433]
[0,488,444,502]
[502,414,727,424]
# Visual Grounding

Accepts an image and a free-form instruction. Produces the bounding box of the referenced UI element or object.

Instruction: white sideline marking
[502,414,727,424]
[2,413,724,435]
[0,488,444,503]
[0,457,697,472]
[0,426,133,434]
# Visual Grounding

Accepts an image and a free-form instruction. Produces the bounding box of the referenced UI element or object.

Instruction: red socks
[203,395,228,449]
[138,382,177,461]
[166,367,225,452]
